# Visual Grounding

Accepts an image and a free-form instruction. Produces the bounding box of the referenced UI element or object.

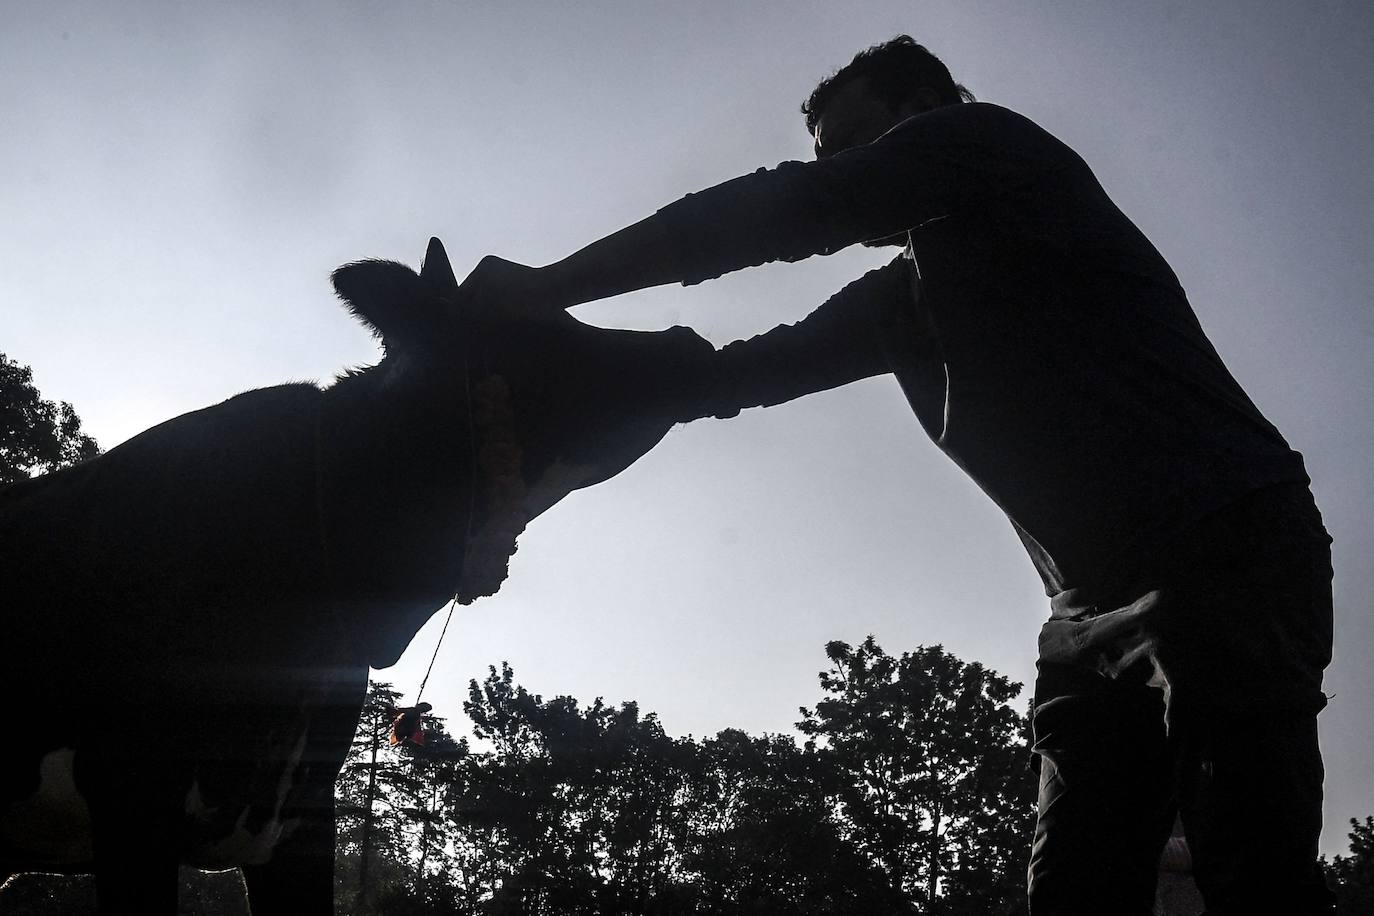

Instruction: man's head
[803,35,973,159]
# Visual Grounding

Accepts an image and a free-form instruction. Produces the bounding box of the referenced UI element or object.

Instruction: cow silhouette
[0,238,710,914]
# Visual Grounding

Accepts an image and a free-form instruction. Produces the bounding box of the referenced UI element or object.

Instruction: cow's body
[0,239,708,913]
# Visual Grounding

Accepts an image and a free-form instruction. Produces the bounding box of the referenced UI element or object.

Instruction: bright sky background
[5,1,1371,857]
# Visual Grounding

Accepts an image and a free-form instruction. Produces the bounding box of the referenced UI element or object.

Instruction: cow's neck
[314,372,477,668]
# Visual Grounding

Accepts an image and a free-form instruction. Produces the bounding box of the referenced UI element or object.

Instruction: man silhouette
[457,36,1335,914]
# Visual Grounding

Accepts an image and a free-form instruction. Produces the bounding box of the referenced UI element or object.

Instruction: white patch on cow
[0,748,94,865]
[524,458,601,519]
[182,729,308,870]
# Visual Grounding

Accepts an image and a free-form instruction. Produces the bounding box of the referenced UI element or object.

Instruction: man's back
[659,102,1310,592]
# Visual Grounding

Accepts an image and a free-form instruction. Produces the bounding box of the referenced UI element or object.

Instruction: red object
[388,709,427,746]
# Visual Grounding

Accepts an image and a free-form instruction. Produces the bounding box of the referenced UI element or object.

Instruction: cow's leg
[241,675,364,916]
[84,765,181,915]
[241,804,337,916]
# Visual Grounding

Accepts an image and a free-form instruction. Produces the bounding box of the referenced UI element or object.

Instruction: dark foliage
[0,352,99,485]
[1324,816,1374,915]
[798,638,1036,915]
[330,643,1036,914]
[682,729,907,914]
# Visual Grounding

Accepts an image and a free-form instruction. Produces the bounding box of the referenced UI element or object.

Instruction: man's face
[812,77,917,159]
[813,78,933,247]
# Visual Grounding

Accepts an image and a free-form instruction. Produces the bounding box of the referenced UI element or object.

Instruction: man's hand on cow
[456,255,571,323]
[453,252,738,423]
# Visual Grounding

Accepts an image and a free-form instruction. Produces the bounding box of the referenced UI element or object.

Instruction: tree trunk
[927,803,942,905]
[415,782,439,896]
[357,711,382,908]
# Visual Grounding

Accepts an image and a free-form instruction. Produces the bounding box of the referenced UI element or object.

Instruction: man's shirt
[654,102,1309,596]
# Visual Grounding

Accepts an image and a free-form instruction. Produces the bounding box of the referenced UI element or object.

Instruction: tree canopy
[798,638,1036,915]
[10,635,1367,913]
[0,352,99,485]
[330,642,1037,915]
[1324,816,1374,914]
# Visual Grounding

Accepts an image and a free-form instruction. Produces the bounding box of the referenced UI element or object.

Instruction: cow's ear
[331,259,438,353]
[420,237,459,297]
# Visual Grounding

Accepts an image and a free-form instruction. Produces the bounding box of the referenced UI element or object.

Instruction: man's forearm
[455,214,683,318]
[541,214,684,308]
[540,144,909,306]
[697,258,905,418]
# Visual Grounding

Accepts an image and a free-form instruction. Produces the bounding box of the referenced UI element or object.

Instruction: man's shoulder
[889,101,1055,142]
[883,101,1083,174]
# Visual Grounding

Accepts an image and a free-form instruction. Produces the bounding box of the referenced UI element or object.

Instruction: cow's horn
[420,237,459,295]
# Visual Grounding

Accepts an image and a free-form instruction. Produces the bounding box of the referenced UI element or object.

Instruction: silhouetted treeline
[0,351,100,486]
[332,639,1037,916]
[1323,816,1374,914]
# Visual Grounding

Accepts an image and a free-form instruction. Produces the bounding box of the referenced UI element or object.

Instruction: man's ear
[331,258,439,353]
[898,87,944,118]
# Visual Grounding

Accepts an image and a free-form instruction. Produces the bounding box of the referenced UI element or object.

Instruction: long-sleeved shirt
[653,102,1309,596]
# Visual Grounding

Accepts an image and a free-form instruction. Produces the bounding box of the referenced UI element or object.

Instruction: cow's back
[0,382,367,873]
[1,382,327,659]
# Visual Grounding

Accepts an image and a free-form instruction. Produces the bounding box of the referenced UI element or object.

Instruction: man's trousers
[1026,483,1336,915]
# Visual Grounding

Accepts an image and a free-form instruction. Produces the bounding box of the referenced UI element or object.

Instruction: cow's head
[330,237,711,610]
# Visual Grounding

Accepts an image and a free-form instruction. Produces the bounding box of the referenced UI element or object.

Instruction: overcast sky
[5,1,1372,857]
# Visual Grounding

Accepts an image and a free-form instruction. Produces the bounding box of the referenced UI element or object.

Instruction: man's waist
[1046,480,1325,614]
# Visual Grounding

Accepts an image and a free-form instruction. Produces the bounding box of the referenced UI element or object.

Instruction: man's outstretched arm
[693,258,906,421]
[458,151,919,313]
[455,213,682,315]
[458,103,1022,312]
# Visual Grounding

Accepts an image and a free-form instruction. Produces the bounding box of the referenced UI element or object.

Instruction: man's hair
[802,35,974,133]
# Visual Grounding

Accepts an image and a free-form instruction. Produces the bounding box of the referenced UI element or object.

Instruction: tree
[456,663,587,914]
[0,352,99,485]
[328,647,1041,915]
[397,721,469,909]
[455,662,695,915]
[1324,816,1374,915]
[797,637,1037,915]
[683,728,908,915]
[332,679,474,916]
[336,681,430,913]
